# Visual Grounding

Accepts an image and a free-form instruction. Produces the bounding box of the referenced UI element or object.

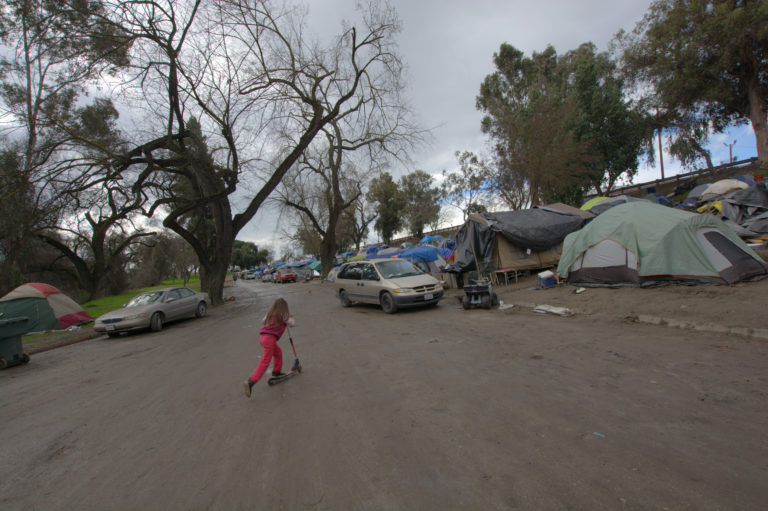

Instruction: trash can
[0,316,31,369]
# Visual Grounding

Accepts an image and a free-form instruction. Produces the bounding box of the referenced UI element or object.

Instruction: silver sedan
[94,287,209,337]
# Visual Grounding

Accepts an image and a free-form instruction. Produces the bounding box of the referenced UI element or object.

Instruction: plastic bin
[0,316,31,369]
[537,270,556,289]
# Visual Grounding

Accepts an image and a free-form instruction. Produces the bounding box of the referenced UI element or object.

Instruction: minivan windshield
[376,260,423,279]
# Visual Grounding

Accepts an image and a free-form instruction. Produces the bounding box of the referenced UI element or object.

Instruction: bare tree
[95,0,406,303]
[37,182,155,300]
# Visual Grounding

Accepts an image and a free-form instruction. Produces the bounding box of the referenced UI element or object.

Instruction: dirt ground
[1,276,767,510]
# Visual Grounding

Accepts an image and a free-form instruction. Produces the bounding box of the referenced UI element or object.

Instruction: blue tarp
[398,245,441,263]
[419,234,445,245]
[367,247,400,259]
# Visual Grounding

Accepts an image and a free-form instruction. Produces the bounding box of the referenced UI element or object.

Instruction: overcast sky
[238,0,758,251]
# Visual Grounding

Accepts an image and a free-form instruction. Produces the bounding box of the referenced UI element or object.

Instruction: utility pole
[658,129,665,179]
[724,139,737,163]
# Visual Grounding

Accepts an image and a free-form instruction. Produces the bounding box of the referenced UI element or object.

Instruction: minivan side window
[339,264,362,280]
[361,263,378,281]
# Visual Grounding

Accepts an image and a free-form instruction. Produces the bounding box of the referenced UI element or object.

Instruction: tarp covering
[398,245,441,263]
[0,283,93,332]
[700,179,748,201]
[449,208,585,274]
[557,202,768,286]
[539,203,595,220]
[719,182,768,236]
[587,195,647,215]
[367,247,399,259]
[482,209,585,252]
[419,234,445,245]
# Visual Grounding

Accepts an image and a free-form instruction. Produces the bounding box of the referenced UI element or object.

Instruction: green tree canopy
[617,0,768,168]
[399,169,440,238]
[477,42,645,207]
[441,151,493,221]
[366,172,404,244]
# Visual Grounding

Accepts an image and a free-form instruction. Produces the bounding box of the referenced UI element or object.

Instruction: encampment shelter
[557,202,767,286]
[450,208,586,276]
[0,283,93,333]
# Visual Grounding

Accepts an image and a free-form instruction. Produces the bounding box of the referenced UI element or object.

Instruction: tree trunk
[199,259,227,306]
[748,78,768,170]
[320,235,336,279]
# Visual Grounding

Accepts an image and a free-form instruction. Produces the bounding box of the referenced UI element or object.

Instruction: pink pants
[249,334,282,383]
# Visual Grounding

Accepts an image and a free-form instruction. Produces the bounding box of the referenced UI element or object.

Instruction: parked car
[274,270,297,283]
[261,271,274,282]
[94,287,209,337]
[334,258,443,313]
[243,271,257,280]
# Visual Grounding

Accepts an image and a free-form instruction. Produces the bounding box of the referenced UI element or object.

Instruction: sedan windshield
[127,292,163,307]
[376,260,423,279]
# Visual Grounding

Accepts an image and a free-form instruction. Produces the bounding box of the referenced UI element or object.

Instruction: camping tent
[449,208,586,275]
[581,196,608,211]
[0,283,93,333]
[557,202,767,286]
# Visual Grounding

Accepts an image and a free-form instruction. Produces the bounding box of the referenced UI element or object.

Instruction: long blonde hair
[264,298,290,327]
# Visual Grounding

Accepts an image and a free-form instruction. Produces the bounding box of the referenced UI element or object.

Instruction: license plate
[106,325,115,331]
[424,293,433,300]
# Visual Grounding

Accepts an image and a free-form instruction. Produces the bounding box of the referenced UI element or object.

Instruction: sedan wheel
[380,292,397,314]
[195,301,207,318]
[150,312,164,332]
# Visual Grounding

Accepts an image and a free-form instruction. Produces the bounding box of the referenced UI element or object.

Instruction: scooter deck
[267,365,302,386]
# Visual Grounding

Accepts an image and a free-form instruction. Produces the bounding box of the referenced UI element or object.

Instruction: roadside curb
[626,314,768,340]
[27,333,101,355]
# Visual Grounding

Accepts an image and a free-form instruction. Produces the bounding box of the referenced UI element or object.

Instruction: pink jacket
[259,316,294,339]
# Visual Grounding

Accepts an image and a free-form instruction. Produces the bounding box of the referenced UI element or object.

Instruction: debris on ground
[533,304,574,317]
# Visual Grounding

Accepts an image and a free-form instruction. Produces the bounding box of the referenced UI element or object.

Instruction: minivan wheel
[380,292,397,314]
[339,290,352,307]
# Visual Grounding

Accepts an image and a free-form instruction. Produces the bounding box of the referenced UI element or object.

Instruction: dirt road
[1,278,767,510]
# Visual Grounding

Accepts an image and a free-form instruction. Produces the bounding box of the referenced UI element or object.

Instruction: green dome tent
[0,283,93,333]
[557,202,768,286]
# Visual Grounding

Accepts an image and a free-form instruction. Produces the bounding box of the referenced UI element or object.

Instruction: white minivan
[334,258,444,313]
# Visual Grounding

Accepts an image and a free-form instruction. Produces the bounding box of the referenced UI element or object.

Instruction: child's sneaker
[243,380,252,398]
[271,371,285,378]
